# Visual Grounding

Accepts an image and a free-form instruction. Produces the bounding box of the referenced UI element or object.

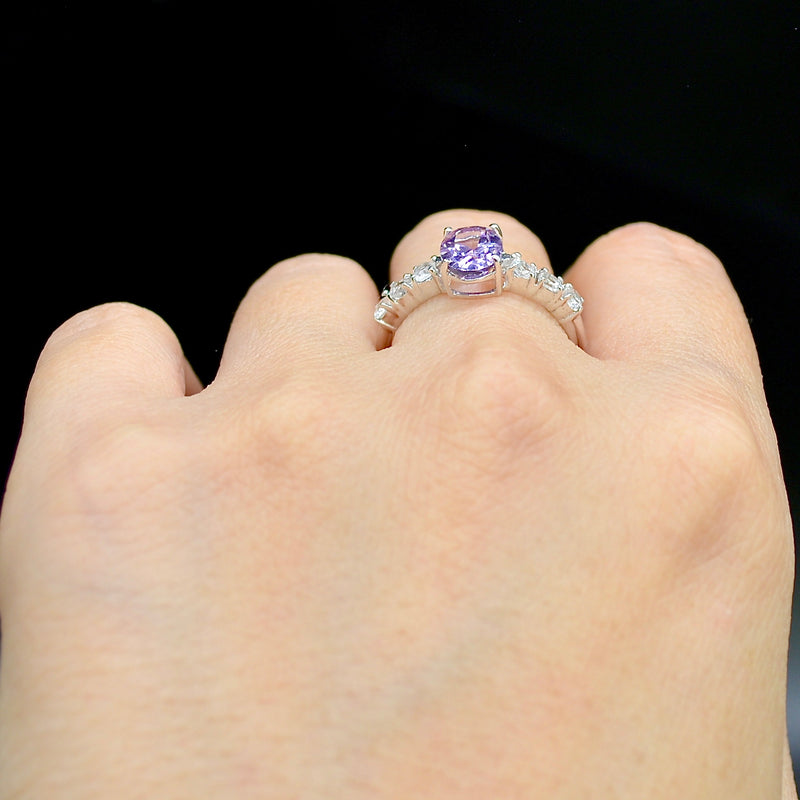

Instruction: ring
[374,224,586,347]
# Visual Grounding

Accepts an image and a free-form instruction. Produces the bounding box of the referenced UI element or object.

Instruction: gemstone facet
[440,226,503,281]
[562,285,584,313]
[412,263,434,282]
[542,274,564,293]
[388,282,407,301]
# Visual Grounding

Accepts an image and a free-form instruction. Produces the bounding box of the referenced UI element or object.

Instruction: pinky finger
[25,302,198,427]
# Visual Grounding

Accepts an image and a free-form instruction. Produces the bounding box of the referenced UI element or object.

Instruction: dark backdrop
[3,0,800,765]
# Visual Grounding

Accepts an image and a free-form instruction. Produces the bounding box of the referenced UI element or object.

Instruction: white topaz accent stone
[412,263,433,282]
[388,283,407,301]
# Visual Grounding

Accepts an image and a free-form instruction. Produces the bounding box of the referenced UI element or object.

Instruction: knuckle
[47,302,172,347]
[601,221,686,252]
[235,376,353,476]
[649,388,794,591]
[9,416,189,584]
[650,389,775,554]
[435,340,570,476]
[253,254,365,297]
[33,302,178,386]
[658,393,762,498]
[600,222,727,282]
[69,415,188,512]
[239,255,370,339]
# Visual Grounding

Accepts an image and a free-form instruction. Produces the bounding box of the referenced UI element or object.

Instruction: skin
[0,209,795,798]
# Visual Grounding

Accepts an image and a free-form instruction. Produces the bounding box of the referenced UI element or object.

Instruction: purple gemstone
[440,225,503,281]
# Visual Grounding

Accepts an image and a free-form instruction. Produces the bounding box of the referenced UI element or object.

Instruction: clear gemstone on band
[500,252,531,280]
[412,263,434,282]
[562,284,584,312]
[388,282,407,301]
[374,306,387,321]
[567,295,583,312]
[513,263,533,279]
[542,274,564,293]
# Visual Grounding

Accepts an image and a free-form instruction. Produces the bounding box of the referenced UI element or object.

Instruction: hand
[0,211,795,798]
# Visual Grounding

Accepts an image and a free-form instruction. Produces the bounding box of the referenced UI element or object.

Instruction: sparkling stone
[500,252,530,280]
[562,284,583,312]
[412,263,433,282]
[440,225,503,281]
[513,263,533,280]
[542,274,564,293]
[374,306,387,321]
[567,295,583,312]
[388,282,407,302]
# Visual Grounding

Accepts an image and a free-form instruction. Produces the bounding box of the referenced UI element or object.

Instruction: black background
[3,0,800,768]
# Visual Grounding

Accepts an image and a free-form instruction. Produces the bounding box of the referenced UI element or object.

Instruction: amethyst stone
[440,225,503,281]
